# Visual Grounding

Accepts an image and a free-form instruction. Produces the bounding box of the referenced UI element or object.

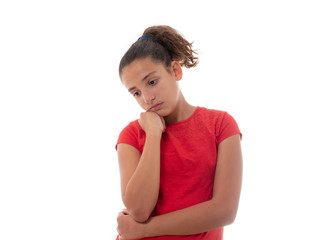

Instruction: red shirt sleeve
[115,120,141,152]
[216,112,242,145]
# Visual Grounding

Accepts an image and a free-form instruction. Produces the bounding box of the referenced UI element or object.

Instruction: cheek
[136,98,148,110]
[165,83,179,100]
[157,82,172,97]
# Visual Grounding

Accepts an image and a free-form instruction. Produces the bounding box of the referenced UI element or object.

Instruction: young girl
[115,25,242,240]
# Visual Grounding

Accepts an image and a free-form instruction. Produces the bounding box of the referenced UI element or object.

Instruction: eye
[149,79,158,86]
[133,91,140,97]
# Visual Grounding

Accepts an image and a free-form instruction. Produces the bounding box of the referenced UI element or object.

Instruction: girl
[116,25,242,240]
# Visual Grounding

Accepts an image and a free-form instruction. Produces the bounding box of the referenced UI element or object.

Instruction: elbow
[222,206,239,226]
[225,212,237,226]
[218,212,237,228]
[123,201,153,223]
[130,208,151,223]
[213,198,239,227]
[122,194,156,223]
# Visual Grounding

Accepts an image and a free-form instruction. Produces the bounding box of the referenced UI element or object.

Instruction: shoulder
[196,106,229,123]
[116,119,145,152]
[121,119,141,132]
[196,106,241,143]
[117,119,142,140]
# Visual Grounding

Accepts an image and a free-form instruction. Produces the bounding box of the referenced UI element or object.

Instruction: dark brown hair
[119,25,199,76]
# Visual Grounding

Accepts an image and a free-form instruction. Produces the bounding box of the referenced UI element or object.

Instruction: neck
[164,93,196,124]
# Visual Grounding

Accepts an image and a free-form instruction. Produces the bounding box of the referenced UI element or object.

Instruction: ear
[170,61,183,81]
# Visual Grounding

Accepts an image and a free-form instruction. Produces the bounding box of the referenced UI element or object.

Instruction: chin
[155,110,166,117]
[158,109,171,118]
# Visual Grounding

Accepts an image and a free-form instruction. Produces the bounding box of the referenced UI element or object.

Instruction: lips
[149,103,163,111]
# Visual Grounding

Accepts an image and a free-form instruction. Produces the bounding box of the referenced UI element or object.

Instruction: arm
[117,134,242,238]
[117,111,165,223]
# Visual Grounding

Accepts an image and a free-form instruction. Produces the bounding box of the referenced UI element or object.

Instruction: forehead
[121,58,165,88]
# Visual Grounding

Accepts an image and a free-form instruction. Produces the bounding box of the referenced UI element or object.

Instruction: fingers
[160,115,166,132]
[117,210,132,240]
[139,110,166,134]
[122,209,129,215]
[117,211,124,218]
[145,110,166,131]
[117,212,123,239]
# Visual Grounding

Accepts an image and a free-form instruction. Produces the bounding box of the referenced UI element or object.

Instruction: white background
[1,0,319,239]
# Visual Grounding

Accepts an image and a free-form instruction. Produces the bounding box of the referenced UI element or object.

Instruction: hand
[117,209,145,240]
[138,111,166,135]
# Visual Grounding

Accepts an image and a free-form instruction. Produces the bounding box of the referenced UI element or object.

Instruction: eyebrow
[128,71,157,92]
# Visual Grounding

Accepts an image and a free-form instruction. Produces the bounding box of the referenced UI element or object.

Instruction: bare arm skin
[117,134,242,239]
[117,111,165,223]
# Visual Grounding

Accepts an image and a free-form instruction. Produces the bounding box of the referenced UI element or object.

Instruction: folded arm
[117,132,161,222]
[117,134,242,239]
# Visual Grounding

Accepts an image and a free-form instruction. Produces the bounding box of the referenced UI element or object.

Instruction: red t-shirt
[116,107,241,240]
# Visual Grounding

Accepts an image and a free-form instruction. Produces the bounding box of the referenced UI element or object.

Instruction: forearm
[124,133,161,222]
[143,197,237,237]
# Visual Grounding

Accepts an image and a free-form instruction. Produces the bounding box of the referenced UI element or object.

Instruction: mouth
[148,103,163,111]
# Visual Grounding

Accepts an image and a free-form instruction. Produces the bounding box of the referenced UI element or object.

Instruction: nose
[142,92,155,104]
